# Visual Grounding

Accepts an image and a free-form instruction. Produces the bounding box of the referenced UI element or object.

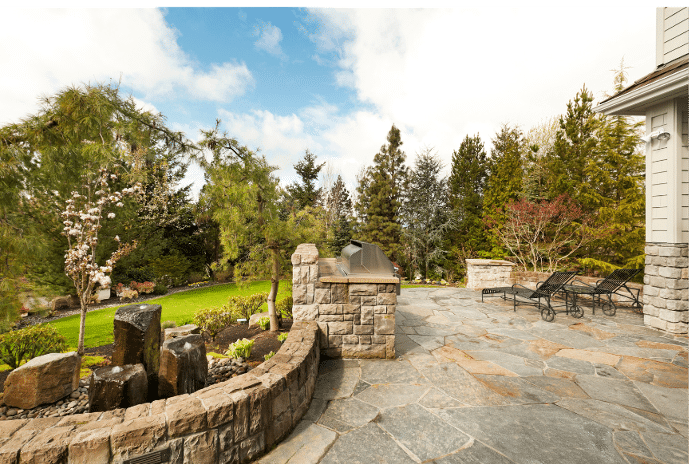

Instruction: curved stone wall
[0,321,320,464]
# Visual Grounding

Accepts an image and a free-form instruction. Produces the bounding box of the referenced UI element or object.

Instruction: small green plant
[226,338,254,359]
[276,295,293,319]
[152,283,168,295]
[258,316,270,331]
[264,351,275,361]
[161,320,177,330]
[228,292,268,321]
[277,332,288,344]
[193,306,235,342]
[0,324,68,369]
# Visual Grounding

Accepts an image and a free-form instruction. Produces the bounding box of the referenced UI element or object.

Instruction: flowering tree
[61,169,141,355]
[487,194,602,273]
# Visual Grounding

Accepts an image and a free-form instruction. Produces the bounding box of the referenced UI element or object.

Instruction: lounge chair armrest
[570,279,594,288]
[535,281,544,289]
[512,283,532,291]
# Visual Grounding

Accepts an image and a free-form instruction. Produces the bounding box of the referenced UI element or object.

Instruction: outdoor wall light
[648,129,671,141]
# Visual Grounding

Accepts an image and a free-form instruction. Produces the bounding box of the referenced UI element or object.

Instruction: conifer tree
[446,134,488,276]
[355,124,408,260]
[286,150,325,211]
[326,175,354,256]
[483,125,524,219]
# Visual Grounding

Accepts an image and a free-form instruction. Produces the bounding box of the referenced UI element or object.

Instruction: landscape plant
[0,324,67,369]
[276,294,293,320]
[264,351,275,361]
[62,168,141,355]
[227,292,269,321]
[226,338,254,359]
[277,332,288,344]
[193,306,235,342]
[258,317,270,331]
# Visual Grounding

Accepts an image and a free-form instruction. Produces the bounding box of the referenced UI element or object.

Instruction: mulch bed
[0,319,293,396]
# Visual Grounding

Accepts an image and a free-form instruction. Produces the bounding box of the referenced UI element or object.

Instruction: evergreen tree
[286,150,325,210]
[326,175,354,256]
[545,85,600,211]
[522,117,559,201]
[483,125,525,224]
[445,134,488,277]
[355,124,408,260]
[401,148,452,280]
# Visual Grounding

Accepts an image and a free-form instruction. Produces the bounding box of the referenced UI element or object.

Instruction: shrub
[161,320,177,329]
[193,306,235,342]
[228,292,268,321]
[152,283,168,295]
[226,338,254,359]
[0,324,68,369]
[277,332,288,344]
[276,295,293,320]
[120,288,138,301]
[187,272,208,285]
[131,281,155,294]
[151,253,191,287]
[258,317,270,331]
[264,351,275,361]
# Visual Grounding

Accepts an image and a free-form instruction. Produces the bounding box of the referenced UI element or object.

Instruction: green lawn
[48,280,291,350]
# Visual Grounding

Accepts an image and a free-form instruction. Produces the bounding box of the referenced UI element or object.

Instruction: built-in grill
[337,240,401,294]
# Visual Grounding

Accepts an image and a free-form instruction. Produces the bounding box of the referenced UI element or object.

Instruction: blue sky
[1,6,658,198]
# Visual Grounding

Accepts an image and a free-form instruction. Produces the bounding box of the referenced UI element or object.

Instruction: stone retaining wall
[465,259,515,290]
[291,244,397,359]
[643,242,689,334]
[0,321,320,464]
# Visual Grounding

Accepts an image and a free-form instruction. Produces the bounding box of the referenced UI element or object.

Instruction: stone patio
[260,287,689,464]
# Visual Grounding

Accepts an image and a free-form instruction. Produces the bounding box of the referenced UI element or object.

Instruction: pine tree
[355,124,408,260]
[446,134,488,277]
[483,125,525,221]
[286,150,325,211]
[401,148,452,280]
[326,175,354,256]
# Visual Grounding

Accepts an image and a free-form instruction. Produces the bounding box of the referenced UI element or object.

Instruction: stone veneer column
[291,244,319,322]
[465,259,515,291]
[643,243,689,334]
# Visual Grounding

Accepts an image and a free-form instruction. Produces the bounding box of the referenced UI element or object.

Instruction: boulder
[51,296,71,311]
[113,304,161,401]
[158,334,207,398]
[164,324,201,341]
[89,364,148,412]
[3,352,80,409]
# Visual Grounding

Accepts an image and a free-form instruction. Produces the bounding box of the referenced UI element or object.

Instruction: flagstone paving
[259,288,688,464]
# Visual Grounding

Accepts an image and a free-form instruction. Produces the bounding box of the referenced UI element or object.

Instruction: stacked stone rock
[643,243,689,334]
[292,243,396,359]
[0,321,320,463]
[465,259,515,290]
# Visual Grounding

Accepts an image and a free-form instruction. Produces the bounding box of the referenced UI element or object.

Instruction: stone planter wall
[0,321,320,464]
[465,259,515,290]
[292,243,397,359]
[643,242,689,334]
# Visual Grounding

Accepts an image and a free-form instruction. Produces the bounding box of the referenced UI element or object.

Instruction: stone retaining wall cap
[466,259,515,266]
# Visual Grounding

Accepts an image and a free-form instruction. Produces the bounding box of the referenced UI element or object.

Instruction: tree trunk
[77,299,87,356]
[267,246,280,332]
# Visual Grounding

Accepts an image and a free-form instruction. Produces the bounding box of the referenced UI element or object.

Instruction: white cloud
[253,21,286,59]
[0,9,254,125]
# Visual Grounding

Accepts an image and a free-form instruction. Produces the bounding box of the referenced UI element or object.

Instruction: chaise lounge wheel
[569,305,584,318]
[602,305,616,316]
[541,308,555,322]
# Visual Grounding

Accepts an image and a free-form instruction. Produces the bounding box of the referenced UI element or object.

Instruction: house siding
[658,7,689,66]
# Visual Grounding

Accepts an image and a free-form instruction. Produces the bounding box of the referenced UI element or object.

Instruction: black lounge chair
[562,268,643,316]
[482,271,578,322]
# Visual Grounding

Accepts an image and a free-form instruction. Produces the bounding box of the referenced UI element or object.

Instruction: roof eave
[595,67,689,116]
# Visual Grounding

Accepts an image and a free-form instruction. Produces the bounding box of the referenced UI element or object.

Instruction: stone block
[113,303,161,401]
[666,299,689,311]
[648,276,666,288]
[359,336,371,344]
[386,305,396,314]
[378,284,396,293]
[377,292,397,305]
[317,322,329,348]
[328,321,353,335]
[343,335,359,344]
[682,247,689,257]
[68,426,112,464]
[361,295,376,306]
[309,264,319,282]
[666,321,688,334]
[659,247,682,257]
[342,304,361,314]
[300,266,310,284]
[659,267,682,279]
[306,284,315,304]
[292,266,301,285]
[371,335,386,344]
[342,344,386,359]
[354,324,374,335]
[315,288,331,304]
[659,309,686,323]
[320,304,342,315]
[374,314,395,335]
[184,430,218,464]
[89,364,148,413]
[231,390,250,443]
[360,306,374,324]
[239,432,266,463]
[373,305,388,314]
[683,268,689,279]
[318,314,344,322]
[159,334,207,398]
[272,389,291,418]
[385,335,395,359]
[328,334,344,347]
[644,245,660,256]
[647,316,668,331]
[166,396,208,438]
[644,286,659,297]
[247,386,270,436]
[19,425,74,464]
[644,265,658,276]
[293,285,307,305]
[3,351,80,409]
[349,284,377,296]
[111,414,167,462]
[331,284,348,304]
[217,423,238,464]
[293,304,317,321]
[199,391,234,429]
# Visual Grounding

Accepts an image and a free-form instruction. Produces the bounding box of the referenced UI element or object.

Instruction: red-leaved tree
[487,194,602,272]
